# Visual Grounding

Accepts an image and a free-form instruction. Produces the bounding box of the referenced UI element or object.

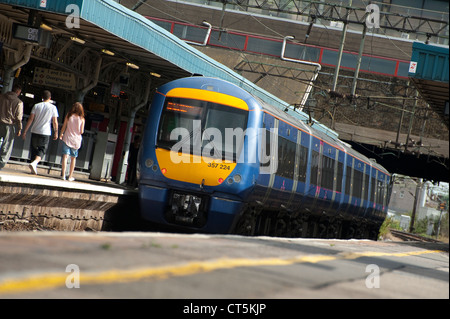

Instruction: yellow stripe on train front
[166,88,249,111]
[155,148,236,186]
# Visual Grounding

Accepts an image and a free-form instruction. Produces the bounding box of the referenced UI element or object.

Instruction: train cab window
[203,106,247,160]
[157,97,248,161]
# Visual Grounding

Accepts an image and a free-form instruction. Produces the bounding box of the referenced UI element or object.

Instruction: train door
[362,163,371,217]
[335,149,345,211]
[342,155,354,215]
[318,142,336,212]
[286,129,302,209]
[377,173,389,220]
[294,130,309,199]
[254,112,277,205]
[349,159,364,216]
[273,120,297,208]
[307,137,322,211]
[367,168,378,219]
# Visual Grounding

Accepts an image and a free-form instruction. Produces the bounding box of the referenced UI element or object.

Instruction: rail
[389,229,442,243]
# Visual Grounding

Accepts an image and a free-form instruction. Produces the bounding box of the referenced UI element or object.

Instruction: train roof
[255,95,390,176]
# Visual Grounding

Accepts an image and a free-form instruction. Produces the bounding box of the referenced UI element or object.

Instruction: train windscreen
[157,97,248,162]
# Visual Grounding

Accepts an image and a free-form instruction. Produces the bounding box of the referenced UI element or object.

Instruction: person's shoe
[29,163,37,175]
[68,177,75,182]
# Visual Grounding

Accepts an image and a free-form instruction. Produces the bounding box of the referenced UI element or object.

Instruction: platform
[0,231,447,299]
[0,162,138,231]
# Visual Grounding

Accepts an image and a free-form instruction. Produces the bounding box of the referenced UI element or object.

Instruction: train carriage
[137,76,391,239]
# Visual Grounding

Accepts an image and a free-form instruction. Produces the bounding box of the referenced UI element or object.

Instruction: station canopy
[408,42,449,128]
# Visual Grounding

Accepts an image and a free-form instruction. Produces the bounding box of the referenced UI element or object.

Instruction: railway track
[389,229,442,243]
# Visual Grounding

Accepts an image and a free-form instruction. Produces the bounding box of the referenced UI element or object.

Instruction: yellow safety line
[0,249,443,295]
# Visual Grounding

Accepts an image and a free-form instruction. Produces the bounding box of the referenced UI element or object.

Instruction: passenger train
[137,77,392,239]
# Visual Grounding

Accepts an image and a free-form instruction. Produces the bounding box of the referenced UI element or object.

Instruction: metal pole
[395,82,409,148]
[436,208,443,240]
[332,0,352,91]
[350,23,367,96]
[409,178,422,233]
[116,77,152,184]
[405,89,419,153]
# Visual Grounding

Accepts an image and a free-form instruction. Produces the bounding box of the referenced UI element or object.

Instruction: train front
[137,77,260,233]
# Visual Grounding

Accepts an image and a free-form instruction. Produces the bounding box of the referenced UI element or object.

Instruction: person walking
[22,90,58,175]
[0,84,23,170]
[127,135,140,187]
[59,102,85,181]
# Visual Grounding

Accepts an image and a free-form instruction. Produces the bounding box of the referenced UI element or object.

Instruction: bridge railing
[147,16,410,79]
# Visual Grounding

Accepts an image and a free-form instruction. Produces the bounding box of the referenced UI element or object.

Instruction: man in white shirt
[22,90,58,175]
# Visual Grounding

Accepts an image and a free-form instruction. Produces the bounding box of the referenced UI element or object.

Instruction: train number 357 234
[207,162,231,170]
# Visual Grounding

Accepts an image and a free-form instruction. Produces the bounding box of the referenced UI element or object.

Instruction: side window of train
[371,174,377,204]
[320,148,335,191]
[352,161,363,199]
[310,150,320,186]
[297,144,308,183]
[277,135,296,179]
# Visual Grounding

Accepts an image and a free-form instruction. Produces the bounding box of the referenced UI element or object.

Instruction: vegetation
[412,212,449,242]
[378,217,401,239]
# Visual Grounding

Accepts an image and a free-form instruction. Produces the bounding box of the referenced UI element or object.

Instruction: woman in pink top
[59,102,85,181]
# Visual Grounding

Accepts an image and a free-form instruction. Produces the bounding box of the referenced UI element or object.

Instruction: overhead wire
[137,0,446,159]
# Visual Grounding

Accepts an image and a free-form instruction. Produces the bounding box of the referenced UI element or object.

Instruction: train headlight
[145,158,154,168]
[233,174,242,183]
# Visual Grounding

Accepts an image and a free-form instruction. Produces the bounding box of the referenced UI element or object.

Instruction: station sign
[12,23,52,48]
[12,24,40,43]
[32,67,76,91]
